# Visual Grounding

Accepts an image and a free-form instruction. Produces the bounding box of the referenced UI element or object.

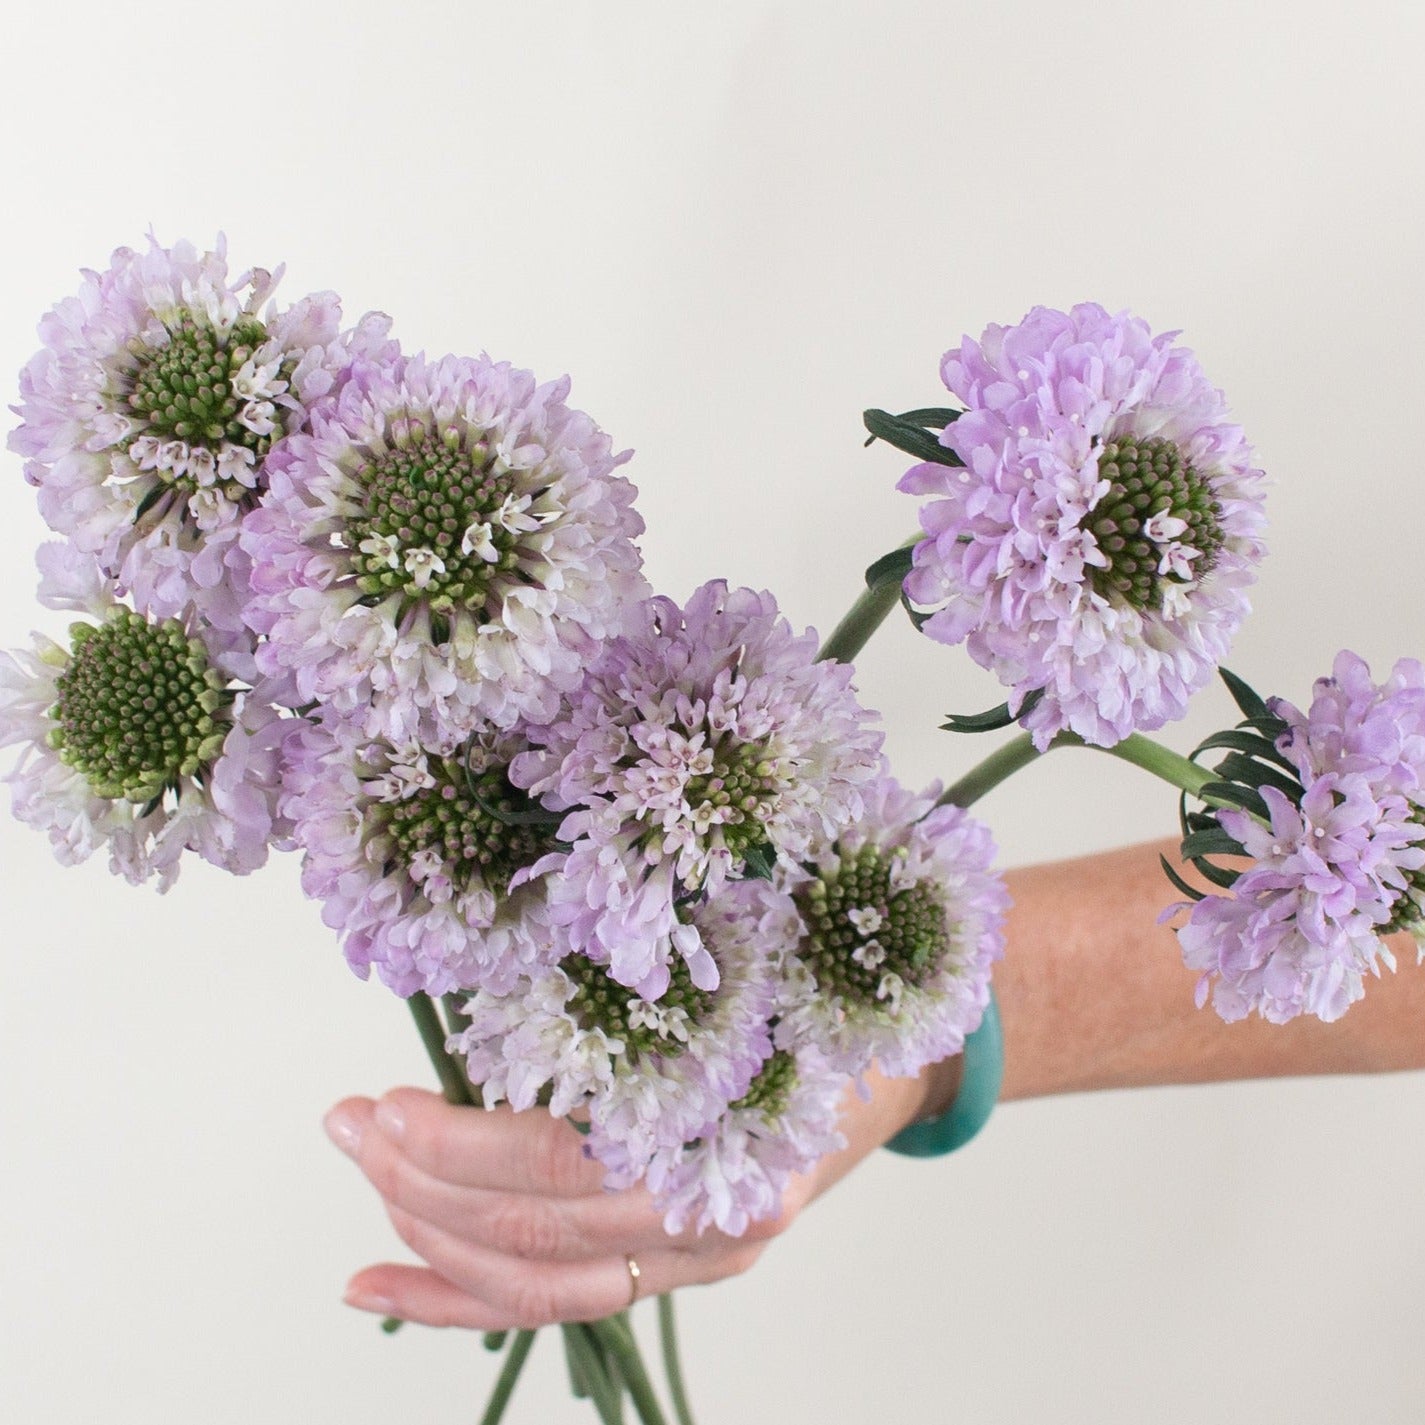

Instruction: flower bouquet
[4,238,1420,1422]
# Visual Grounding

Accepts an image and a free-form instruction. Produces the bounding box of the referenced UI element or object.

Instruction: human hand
[322,1063,942,1331]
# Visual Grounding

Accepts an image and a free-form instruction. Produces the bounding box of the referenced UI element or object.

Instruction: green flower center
[347,430,531,613]
[1087,436,1223,612]
[794,844,950,1003]
[562,951,713,1059]
[49,611,228,803]
[378,758,554,890]
[125,313,279,482]
[730,1049,796,1120]
[682,740,783,858]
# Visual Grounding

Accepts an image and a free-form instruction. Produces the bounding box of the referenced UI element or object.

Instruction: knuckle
[503,1279,563,1330]
[708,1241,767,1282]
[484,1197,566,1261]
[523,1119,592,1197]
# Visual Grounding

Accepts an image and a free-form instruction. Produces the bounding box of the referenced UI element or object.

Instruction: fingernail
[323,1107,362,1158]
[343,1285,397,1315]
[374,1098,405,1141]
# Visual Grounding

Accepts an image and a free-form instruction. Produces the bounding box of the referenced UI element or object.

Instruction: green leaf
[1210,751,1302,803]
[1198,779,1269,820]
[132,481,172,525]
[861,408,964,466]
[940,687,1043,734]
[1219,666,1271,722]
[863,546,914,591]
[1181,826,1248,861]
[1188,856,1242,891]
[741,841,776,880]
[1191,728,1296,773]
[1158,853,1206,903]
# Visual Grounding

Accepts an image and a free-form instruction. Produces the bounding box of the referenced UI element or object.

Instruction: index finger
[359,1088,612,1198]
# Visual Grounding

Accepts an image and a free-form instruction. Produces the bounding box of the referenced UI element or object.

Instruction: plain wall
[2,3,1422,1422]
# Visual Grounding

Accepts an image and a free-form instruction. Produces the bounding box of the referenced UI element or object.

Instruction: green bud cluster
[1088,436,1224,612]
[683,740,783,859]
[729,1049,796,1119]
[562,951,712,1059]
[348,430,524,611]
[381,758,550,889]
[126,313,277,476]
[49,611,227,802]
[794,844,949,1003]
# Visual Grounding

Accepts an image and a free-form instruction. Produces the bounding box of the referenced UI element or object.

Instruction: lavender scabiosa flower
[453,884,779,1186]
[643,1033,850,1237]
[899,304,1266,749]
[281,713,565,997]
[0,545,283,889]
[240,351,646,742]
[9,235,392,629]
[777,776,1008,1077]
[512,581,884,997]
[1175,652,1425,1022]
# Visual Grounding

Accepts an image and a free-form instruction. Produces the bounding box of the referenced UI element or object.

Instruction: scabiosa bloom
[240,351,646,742]
[453,885,779,1187]
[643,1034,849,1237]
[512,581,884,997]
[9,235,391,628]
[900,304,1266,749]
[777,776,1008,1077]
[281,714,562,997]
[0,546,283,889]
[1175,652,1425,1022]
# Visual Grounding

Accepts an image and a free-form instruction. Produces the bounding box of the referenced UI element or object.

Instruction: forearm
[996,838,1425,1100]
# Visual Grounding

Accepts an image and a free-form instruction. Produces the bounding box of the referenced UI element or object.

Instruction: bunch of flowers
[5,244,1421,1424]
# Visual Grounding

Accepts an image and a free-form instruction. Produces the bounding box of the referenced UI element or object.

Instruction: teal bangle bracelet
[884,990,1003,1158]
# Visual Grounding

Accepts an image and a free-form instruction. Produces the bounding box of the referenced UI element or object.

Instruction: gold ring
[624,1253,642,1307]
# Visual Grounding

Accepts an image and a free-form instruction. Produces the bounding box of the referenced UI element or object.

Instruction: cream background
[2,3,1423,1421]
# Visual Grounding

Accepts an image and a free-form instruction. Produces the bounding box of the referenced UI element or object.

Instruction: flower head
[241,351,647,742]
[1174,652,1425,1022]
[512,581,884,996]
[454,883,780,1179]
[900,304,1266,749]
[0,546,283,888]
[776,776,1008,1077]
[9,235,393,629]
[281,713,563,997]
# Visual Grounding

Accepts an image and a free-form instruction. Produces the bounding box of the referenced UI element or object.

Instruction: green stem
[657,1295,697,1425]
[1092,731,1216,800]
[591,1316,672,1425]
[937,732,1043,810]
[563,1324,626,1425]
[406,992,472,1107]
[478,1329,538,1425]
[936,729,1221,814]
[815,533,920,665]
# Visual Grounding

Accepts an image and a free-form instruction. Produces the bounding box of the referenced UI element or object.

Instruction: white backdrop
[2,3,1423,1422]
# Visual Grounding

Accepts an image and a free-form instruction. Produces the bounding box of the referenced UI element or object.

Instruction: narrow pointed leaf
[863,546,914,591]
[1159,853,1206,902]
[1211,752,1303,802]
[1180,827,1248,861]
[1188,856,1243,891]
[862,408,964,466]
[1198,779,1269,819]
[1191,728,1297,773]
[1219,666,1270,722]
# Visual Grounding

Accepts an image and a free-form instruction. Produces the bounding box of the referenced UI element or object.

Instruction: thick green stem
[406,992,473,1107]
[563,1324,626,1425]
[592,1317,672,1425]
[478,1329,538,1425]
[1093,732,1216,800]
[657,1295,697,1425]
[937,732,1044,810]
[816,533,920,665]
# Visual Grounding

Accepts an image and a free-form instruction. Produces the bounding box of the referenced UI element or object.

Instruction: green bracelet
[884,990,1003,1158]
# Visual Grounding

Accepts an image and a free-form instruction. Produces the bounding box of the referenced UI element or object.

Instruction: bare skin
[322,838,1425,1331]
